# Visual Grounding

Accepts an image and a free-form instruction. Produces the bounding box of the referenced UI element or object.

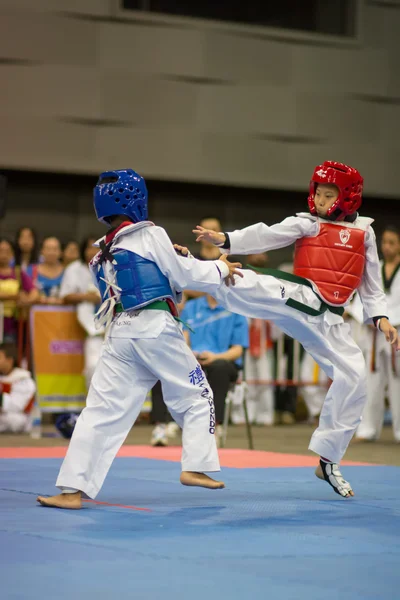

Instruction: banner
[30,306,87,412]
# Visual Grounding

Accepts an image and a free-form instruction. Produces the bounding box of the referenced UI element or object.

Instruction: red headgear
[308,161,364,221]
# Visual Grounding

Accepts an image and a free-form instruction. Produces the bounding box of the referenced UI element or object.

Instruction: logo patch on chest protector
[339,229,351,245]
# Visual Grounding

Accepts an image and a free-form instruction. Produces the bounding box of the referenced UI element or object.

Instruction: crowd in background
[0,220,398,448]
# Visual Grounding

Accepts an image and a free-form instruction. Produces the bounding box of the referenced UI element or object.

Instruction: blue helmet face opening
[93,169,148,225]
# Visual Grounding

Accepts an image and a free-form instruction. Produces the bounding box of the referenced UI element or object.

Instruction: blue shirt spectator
[181,295,249,367]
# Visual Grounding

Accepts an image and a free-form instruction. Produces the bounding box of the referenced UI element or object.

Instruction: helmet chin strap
[323,209,358,222]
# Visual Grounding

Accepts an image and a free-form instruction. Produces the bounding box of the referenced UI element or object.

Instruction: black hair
[382,225,400,239]
[62,240,79,252]
[199,216,222,225]
[0,237,16,254]
[106,215,134,229]
[14,226,39,266]
[0,342,18,367]
[79,235,98,263]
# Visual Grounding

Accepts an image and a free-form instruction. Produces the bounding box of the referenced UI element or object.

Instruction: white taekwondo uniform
[215,214,388,463]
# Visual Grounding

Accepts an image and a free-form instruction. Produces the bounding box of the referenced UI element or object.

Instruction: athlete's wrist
[373,316,389,331]
[214,232,231,250]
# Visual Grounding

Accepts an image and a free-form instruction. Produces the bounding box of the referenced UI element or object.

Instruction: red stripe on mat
[0,445,372,467]
[82,499,150,511]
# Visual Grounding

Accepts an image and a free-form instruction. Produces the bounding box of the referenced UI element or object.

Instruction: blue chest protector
[95,249,174,312]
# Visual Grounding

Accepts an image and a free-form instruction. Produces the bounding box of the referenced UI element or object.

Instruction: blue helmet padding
[94,169,148,224]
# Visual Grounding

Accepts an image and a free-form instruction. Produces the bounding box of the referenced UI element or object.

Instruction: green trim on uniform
[249,266,314,289]
[115,299,194,332]
[115,299,170,314]
[247,265,344,318]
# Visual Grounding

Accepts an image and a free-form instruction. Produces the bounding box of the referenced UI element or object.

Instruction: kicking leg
[215,271,367,496]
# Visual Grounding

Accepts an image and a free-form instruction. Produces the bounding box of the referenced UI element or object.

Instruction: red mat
[0,445,371,467]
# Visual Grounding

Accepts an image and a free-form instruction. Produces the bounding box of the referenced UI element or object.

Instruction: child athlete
[37,169,242,509]
[193,161,399,497]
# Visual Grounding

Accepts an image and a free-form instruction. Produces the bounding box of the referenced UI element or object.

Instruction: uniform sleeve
[77,302,101,337]
[146,227,229,294]
[2,378,36,413]
[231,314,249,349]
[358,227,388,324]
[223,216,317,255]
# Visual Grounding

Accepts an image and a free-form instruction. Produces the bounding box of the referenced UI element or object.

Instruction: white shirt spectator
[60,260,93,298]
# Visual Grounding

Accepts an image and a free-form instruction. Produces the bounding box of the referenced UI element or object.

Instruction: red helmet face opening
[308,161,364,221]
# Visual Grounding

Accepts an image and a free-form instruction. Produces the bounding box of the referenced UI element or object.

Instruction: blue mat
[1,458,399,600]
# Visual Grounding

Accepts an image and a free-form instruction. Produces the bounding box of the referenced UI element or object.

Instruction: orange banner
[30,306,87,412]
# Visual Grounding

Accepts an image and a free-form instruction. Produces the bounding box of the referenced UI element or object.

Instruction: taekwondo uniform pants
[300,352,328,419]
[56,314,220,499]
[215,271,367,463]
[356,326,400,441]
[83,335,104,391]
[244,351,275,425]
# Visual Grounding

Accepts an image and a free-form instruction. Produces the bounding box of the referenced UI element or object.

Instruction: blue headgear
[94,169,148,225]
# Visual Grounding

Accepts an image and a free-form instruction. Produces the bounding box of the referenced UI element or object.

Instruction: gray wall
[0,0,399,197]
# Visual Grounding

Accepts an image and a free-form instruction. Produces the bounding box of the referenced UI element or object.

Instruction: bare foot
[315,463,354,497]
[180,471,225,489]
[37,491,82,509]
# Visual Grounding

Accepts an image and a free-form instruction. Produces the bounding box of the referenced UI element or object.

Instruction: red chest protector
[294,222,366,305]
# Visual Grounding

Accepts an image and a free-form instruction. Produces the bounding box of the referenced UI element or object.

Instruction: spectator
[356,225,400,442]
[62,240,80,268]
[187,217,223,303]
[0,342,36,433]
[36,237,64,304]
[0,238,38,344]
[181,294,249,443]
[14,227,39,274]
[194,217,223,261]
[60,236,99,305]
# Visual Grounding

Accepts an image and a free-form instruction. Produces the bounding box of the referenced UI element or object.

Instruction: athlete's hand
[379,318,400,350]
[193,226,226,246]
[173,244,190,257]
[218,254,243,286]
